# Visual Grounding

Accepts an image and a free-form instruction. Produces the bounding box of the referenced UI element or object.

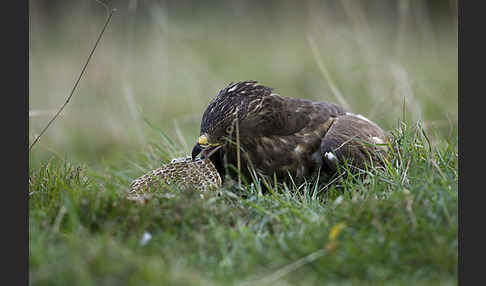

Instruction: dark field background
[29,0,457,168]
[29,1,458,285]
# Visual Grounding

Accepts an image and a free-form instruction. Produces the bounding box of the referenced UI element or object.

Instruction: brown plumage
[128,80,389,196]
[192,80,388,184]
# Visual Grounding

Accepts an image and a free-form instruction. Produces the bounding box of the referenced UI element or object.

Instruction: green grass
[29,121,457,285]
[29,2,457,284]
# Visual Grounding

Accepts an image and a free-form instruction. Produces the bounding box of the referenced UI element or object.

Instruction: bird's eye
[226,125,234,134]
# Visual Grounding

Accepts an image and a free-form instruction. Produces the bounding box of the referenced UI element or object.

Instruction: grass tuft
[29,121,457,285]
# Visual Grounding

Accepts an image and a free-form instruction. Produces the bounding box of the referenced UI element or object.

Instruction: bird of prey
[191,80,388,184]
[128,80,388,196]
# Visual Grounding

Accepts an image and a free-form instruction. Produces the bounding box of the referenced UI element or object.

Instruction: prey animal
[191,81,388,184]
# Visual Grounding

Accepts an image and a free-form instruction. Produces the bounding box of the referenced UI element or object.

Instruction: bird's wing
[239,94,345,137]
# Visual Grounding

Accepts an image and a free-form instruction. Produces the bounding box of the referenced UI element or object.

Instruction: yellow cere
[198,135,208,145]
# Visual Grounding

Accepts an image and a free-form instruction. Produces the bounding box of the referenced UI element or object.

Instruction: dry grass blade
[123,84,146,145]
[236,117,241,188]
[307,34,351,110]
[238,249,327,286]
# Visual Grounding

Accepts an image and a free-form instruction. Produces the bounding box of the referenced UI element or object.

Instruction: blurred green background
[29,0,458,168]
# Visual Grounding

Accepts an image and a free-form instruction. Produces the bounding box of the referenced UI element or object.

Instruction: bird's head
[191,80,272,160]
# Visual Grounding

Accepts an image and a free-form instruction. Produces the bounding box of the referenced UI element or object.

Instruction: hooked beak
[192,134,223,160]
[191,144,203,160]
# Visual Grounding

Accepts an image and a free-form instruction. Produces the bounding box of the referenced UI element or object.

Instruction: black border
[459,1,481,285]
[4,0,28,284]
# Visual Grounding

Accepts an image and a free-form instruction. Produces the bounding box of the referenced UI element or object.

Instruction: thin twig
[29,8,116,152]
